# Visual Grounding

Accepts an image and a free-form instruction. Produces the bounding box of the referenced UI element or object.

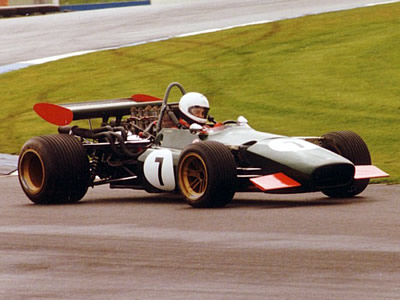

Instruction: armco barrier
[0,0,149,16]
[61,0,150,11]
[0,4,59,16]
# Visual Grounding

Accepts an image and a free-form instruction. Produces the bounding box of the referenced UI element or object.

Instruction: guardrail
[0,4,59,16]
[61,0,149,11]
[0,0,150,16]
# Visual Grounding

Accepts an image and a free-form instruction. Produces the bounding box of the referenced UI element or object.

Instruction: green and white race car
[18,82,388,208]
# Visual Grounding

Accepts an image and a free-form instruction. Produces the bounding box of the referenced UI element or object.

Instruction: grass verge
[1,3,399,182]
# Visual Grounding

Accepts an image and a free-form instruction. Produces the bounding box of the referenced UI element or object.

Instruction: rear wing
[34,94,162,126]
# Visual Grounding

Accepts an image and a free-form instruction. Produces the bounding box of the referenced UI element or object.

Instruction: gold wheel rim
[19,150,45,194]
[179,152,208,200]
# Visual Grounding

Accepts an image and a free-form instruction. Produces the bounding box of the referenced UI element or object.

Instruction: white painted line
[365,0,399,6]
[176,19,272,38]
[22,50,97,65]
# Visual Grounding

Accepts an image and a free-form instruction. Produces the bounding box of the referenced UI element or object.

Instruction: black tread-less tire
[18,134,90,204]
[178,141,237,208]
[321,131,371,198]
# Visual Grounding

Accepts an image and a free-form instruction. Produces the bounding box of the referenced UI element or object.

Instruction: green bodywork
[140,123,353,180]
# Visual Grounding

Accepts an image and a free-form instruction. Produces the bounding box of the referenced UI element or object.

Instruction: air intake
[312,164,355,189]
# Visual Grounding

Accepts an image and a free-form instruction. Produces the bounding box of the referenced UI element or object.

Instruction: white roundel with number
[268,138,318,152]
[143,149,176,191]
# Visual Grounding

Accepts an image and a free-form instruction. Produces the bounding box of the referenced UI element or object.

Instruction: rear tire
[321,131,371,198]
[18,134,90,204]
[178,141,237,208]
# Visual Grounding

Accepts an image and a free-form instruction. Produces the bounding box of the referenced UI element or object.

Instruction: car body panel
[22,82,389,206]
[246,136,353,176]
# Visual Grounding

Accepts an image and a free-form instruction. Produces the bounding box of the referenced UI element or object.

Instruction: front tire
[178,141,237,208]
[18,134,90,204]
[321,131,371,198]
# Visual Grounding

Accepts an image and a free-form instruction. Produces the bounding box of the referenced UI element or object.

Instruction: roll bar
[156,82,186,133]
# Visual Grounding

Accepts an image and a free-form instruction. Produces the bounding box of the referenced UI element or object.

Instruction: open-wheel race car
[18,82,389,208]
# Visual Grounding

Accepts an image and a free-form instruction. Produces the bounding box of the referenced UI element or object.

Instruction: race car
[18,82,389,208]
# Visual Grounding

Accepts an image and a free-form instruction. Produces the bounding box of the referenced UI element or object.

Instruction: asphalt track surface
[1,0,399,298]
[1,176,399,299]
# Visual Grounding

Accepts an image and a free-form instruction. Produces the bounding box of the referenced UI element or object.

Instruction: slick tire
[18,134,90,204]
[321,131,371,198]
[178,141,237,208]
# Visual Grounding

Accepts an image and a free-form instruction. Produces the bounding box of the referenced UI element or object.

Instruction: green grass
[1,3,399,182]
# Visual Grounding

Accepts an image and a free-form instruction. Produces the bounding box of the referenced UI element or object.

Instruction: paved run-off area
[1,175,399,299]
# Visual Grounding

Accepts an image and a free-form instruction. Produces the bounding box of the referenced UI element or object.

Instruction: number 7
[155,157,164,186]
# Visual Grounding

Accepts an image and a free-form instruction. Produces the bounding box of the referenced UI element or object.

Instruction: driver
[178,92,210,127]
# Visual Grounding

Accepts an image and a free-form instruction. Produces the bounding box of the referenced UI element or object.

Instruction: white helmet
[179,92,210,124]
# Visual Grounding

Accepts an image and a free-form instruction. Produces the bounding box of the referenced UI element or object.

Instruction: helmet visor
[189,106,209,119]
